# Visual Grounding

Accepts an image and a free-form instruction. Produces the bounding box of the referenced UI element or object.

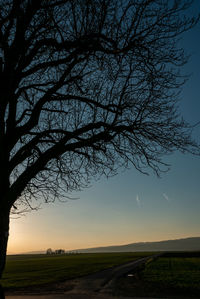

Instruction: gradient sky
[8,2,200,254]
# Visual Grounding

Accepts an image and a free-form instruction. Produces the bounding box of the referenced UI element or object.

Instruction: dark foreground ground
[6,296,167,299]
[4,252,200,299]
[4,256,161,299]
[5,257,151,296]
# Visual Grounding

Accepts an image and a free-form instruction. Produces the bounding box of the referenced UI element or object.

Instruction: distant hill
[11,237,200,255]
[73,237,200,253]
[10,250,46,255]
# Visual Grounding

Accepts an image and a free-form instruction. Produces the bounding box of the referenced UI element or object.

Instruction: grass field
[115,253,200,298]
[143,256,200,289]
[1,252,152,289]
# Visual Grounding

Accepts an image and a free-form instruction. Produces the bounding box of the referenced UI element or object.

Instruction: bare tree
[0,0,199,278]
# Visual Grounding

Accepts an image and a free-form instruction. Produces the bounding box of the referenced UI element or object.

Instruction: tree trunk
[0,209,10,280]
[0,284,5,299]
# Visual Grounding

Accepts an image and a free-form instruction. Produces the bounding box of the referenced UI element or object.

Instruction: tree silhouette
[0,0,199,278]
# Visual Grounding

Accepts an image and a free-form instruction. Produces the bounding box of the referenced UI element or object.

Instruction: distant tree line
[46,248,79,255]
[46,248,65,255]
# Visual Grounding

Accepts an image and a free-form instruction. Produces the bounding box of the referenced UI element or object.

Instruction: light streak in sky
[163,193,170,201]
[136,194,141,207]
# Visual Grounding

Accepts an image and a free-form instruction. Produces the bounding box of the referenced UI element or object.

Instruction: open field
[2,251,200,298]
[114,252,200,298]
[1,252,152,289]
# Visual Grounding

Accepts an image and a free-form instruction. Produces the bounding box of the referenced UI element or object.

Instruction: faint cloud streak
[163,193,170,202]
[136,194,141,207]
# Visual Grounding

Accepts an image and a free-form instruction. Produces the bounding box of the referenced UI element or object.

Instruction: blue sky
[8,1,200,254]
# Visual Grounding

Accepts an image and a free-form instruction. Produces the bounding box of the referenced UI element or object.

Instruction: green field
[115,253,200,298]
[1,252,151,289]
[143,256,200,289]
